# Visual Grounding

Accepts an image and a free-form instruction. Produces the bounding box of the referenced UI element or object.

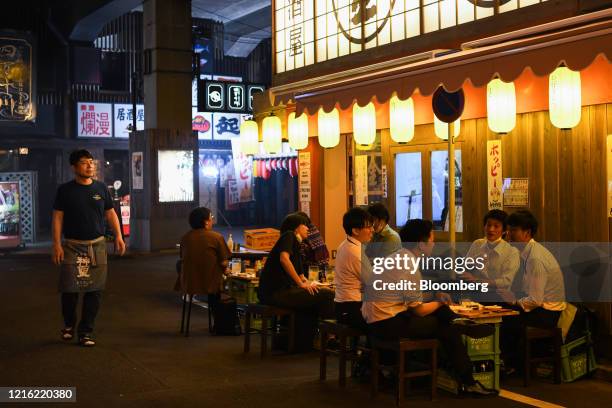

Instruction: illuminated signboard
[158,150,194,203]
[76,102,113,138]
[198,81,266,113]
[274,0,547,73]
[114,104,144,138]
[0,36,35,122]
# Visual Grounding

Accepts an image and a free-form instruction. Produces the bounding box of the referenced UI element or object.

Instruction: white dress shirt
[334,236,366,303]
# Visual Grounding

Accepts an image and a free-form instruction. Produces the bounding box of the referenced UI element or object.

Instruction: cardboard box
[244,228,280,250]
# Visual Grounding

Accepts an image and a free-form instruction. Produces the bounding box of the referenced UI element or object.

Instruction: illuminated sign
[227,84,245,111]
[274,0,545,74]
[204,82,225,111]
[76,103,113,138]
[114,104,144,138]
[0,36,35,122]
[198,81,266,113]
[247,85,265,110]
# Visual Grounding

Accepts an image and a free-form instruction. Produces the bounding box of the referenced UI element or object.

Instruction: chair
[370,337,438,406]
[319,319,368,387]
[523,326,562,386]
[243,304,295,357]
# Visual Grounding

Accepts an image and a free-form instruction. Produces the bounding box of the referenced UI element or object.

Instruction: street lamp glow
[262,115,282,154]
[434,115,460,140]
[288,112,308,150]
[317,107,340,148]
[549,66,581,129]
[487,78,516,134]
[389,95,415,143]
[239,120,259,155]
[353,102,376,146]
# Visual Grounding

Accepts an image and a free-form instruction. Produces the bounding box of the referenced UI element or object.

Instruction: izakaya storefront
[252,2,612,352]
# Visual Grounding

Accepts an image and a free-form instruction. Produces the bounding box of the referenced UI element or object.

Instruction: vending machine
[0,181,21,249]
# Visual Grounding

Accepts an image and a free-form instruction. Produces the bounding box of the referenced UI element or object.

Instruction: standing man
[52,150,126,347]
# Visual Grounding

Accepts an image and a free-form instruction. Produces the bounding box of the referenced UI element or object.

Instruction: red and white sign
[77,102,113,137]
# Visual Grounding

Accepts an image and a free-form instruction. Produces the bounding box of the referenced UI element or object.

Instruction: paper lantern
[389,95,415,143]
[317,108,340,148]
[487,78,516,134]
[353,102,376,146]
[549,66,581,129]
[239,120,259,155]
[288,112,308,150]
[434,115,460,140]
[262,115,282,154]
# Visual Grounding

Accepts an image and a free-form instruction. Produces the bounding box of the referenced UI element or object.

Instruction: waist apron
[59,236,108,293]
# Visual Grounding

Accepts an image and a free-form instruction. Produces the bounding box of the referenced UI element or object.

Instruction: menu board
[503,178,529,207]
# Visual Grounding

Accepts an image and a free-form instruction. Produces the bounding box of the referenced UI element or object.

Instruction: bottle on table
[227,234,233,252]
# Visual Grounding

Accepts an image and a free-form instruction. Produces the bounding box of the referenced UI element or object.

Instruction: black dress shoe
[463,380,498,397]
[452,319,495,338]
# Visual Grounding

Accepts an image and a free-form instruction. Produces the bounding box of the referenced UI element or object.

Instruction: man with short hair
[366,202,401,259]
[52,150,125,347]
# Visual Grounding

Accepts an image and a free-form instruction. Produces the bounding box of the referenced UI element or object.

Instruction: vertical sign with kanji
[77,103,113,137]
[486,140,503,210]
[114,104,144,138]
[298,152,311,203]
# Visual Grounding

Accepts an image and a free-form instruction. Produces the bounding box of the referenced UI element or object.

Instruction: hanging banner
[131,152,143,190]
[298,152,311,202]
[76,102,112,137]
[114,104,144,138]
[607,135,612,217]
[230,138,254,202]
[354,154,368,206]
[382,164,388,198]
[487,140,503,210]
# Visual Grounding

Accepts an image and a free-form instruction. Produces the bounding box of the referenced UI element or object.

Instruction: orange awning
[271,13,612,116]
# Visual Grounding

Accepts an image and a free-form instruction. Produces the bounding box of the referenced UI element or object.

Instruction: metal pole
[448,122,455,247]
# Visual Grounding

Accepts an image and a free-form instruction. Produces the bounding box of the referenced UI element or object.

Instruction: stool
[370,337,438,406]
[319,319,368,387]
[179,294,195,337]
[243,304,295,357]
[524,326,562,386]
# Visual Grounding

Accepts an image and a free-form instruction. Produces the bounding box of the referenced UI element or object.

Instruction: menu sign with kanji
[114,104,144,138]
[503,178,529,207]
[77,103,112,138]
[486,140,503,210]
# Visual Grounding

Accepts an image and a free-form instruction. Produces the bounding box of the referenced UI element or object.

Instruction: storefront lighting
[262,115,282,154]
[317,108,340,149]
[239,120,259,155]
[288,112,308,150]
[487,78,516,134]
[434,115,460,140]
[389,96,415,144]
[352,102,376,146]
[549,66,581,129]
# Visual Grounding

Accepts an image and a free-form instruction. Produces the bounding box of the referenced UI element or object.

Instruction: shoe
[452,319,495,339]
[79,335,96,347]
[61,327,74,341]
[463,380,498,397]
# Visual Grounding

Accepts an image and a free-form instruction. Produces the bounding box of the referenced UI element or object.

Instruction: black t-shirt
[53,180,114,240]
[258,231,303,303]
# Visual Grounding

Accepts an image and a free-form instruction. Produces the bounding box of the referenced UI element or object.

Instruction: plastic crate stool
[370,337,438,406]
[243,304,295,357]
[319,319,369,387]
[523,326,562,386]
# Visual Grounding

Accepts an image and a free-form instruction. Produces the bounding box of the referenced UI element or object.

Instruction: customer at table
[366,202,401,259]
[175,207,230,306]
[334,207,373,331]
[362,219,497,396]
[294,211,330,275]
[499,210,567,371]
[462,209,520,292]
[257,213,334,317]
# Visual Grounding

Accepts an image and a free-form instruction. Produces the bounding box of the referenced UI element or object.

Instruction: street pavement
[1,254,611,407]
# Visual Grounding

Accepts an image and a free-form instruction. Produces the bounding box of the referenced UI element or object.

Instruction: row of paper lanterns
[240,66,581,154]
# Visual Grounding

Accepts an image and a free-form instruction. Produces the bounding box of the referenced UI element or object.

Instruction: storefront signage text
[487,140,503,210]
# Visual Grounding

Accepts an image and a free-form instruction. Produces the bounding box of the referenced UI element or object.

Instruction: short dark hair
[507,210,538,236]
[294,211,311,226]
[280,213,308,234]
[399,219,433,249]
[69,149,94,166]
[483,209,508,229]
[189,207,211,229]
[343,207,372,235]
[367,202,390,223]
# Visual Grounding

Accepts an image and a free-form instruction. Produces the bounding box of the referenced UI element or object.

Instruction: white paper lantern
[434,115,460,140]
[317,108,340,148]
[262,115,282,154]
[239,120,259,155]
[353,102,376,146]
[549,66,581,129]
[487,78,516,134]
[288,112,308,150]
[389,95,415,143]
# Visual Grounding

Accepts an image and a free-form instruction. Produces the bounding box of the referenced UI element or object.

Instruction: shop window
[430,150,462,232]
[395,152,422,227]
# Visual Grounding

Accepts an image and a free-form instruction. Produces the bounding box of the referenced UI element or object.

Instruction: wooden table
[230,248,269,261]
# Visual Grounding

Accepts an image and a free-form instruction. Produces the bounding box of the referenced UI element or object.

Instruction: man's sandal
[79,336,96,347]
[61,328,74,341]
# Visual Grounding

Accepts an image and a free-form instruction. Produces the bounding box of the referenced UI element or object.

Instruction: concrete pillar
[323,136,348,265]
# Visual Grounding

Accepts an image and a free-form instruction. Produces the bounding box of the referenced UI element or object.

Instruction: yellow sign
[274,0,547,74]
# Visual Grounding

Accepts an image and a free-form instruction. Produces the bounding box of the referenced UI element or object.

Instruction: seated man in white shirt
[499,209,567,371]
[463,210,520,297]
[361,219,497,397]
[334,207,374,331]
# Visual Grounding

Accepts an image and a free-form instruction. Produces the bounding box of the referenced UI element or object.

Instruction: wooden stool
[370,337,438,406]
[243,304,295,357]
[524,326,562,386]
[319,319,368,387]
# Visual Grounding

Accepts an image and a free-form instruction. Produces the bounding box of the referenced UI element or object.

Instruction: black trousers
[368,306,475,385]
[61,291,102,336]
[500,305,562,369]
[335,301,368,332]
[270,287,335,319]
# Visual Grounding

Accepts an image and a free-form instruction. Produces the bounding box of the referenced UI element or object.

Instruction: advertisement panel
[0,182,21,248]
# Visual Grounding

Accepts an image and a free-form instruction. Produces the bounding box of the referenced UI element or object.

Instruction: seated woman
[258,213,334,318]
[295,211,330,276]
[175,207,230,308]
[361,219,496,397]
